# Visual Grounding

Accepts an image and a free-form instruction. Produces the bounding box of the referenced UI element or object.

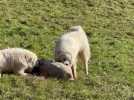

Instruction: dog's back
[56,26,88,50]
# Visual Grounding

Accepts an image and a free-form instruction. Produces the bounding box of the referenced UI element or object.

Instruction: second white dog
[0,48,38,77]
[55,26,91,79]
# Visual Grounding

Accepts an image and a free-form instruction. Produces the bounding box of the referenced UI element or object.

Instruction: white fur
[0,48,38,77]
[55,26,91,79]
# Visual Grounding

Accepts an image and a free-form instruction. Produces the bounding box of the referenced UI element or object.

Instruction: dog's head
[52,62,74,80]
[55,52,75,80]
[55,51,72,67]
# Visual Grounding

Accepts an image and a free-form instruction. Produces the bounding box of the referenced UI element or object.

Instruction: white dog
[0,48,38,77]
[55,26,91,79]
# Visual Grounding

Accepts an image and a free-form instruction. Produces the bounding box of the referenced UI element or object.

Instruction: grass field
[0,0,134,99]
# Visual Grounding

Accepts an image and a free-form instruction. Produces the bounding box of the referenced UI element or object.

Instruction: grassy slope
[0,0,134,99]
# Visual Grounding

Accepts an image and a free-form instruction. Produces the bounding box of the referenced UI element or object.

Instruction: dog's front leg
[72,63,77,79]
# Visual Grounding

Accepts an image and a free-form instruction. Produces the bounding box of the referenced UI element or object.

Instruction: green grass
[0,0,134,99]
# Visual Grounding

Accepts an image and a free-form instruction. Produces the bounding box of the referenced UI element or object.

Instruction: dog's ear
[69,25,82,32]
[31,66,40,75]
[37,59,45,65]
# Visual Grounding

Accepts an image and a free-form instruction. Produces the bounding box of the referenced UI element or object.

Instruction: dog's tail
[69,25,85,33]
